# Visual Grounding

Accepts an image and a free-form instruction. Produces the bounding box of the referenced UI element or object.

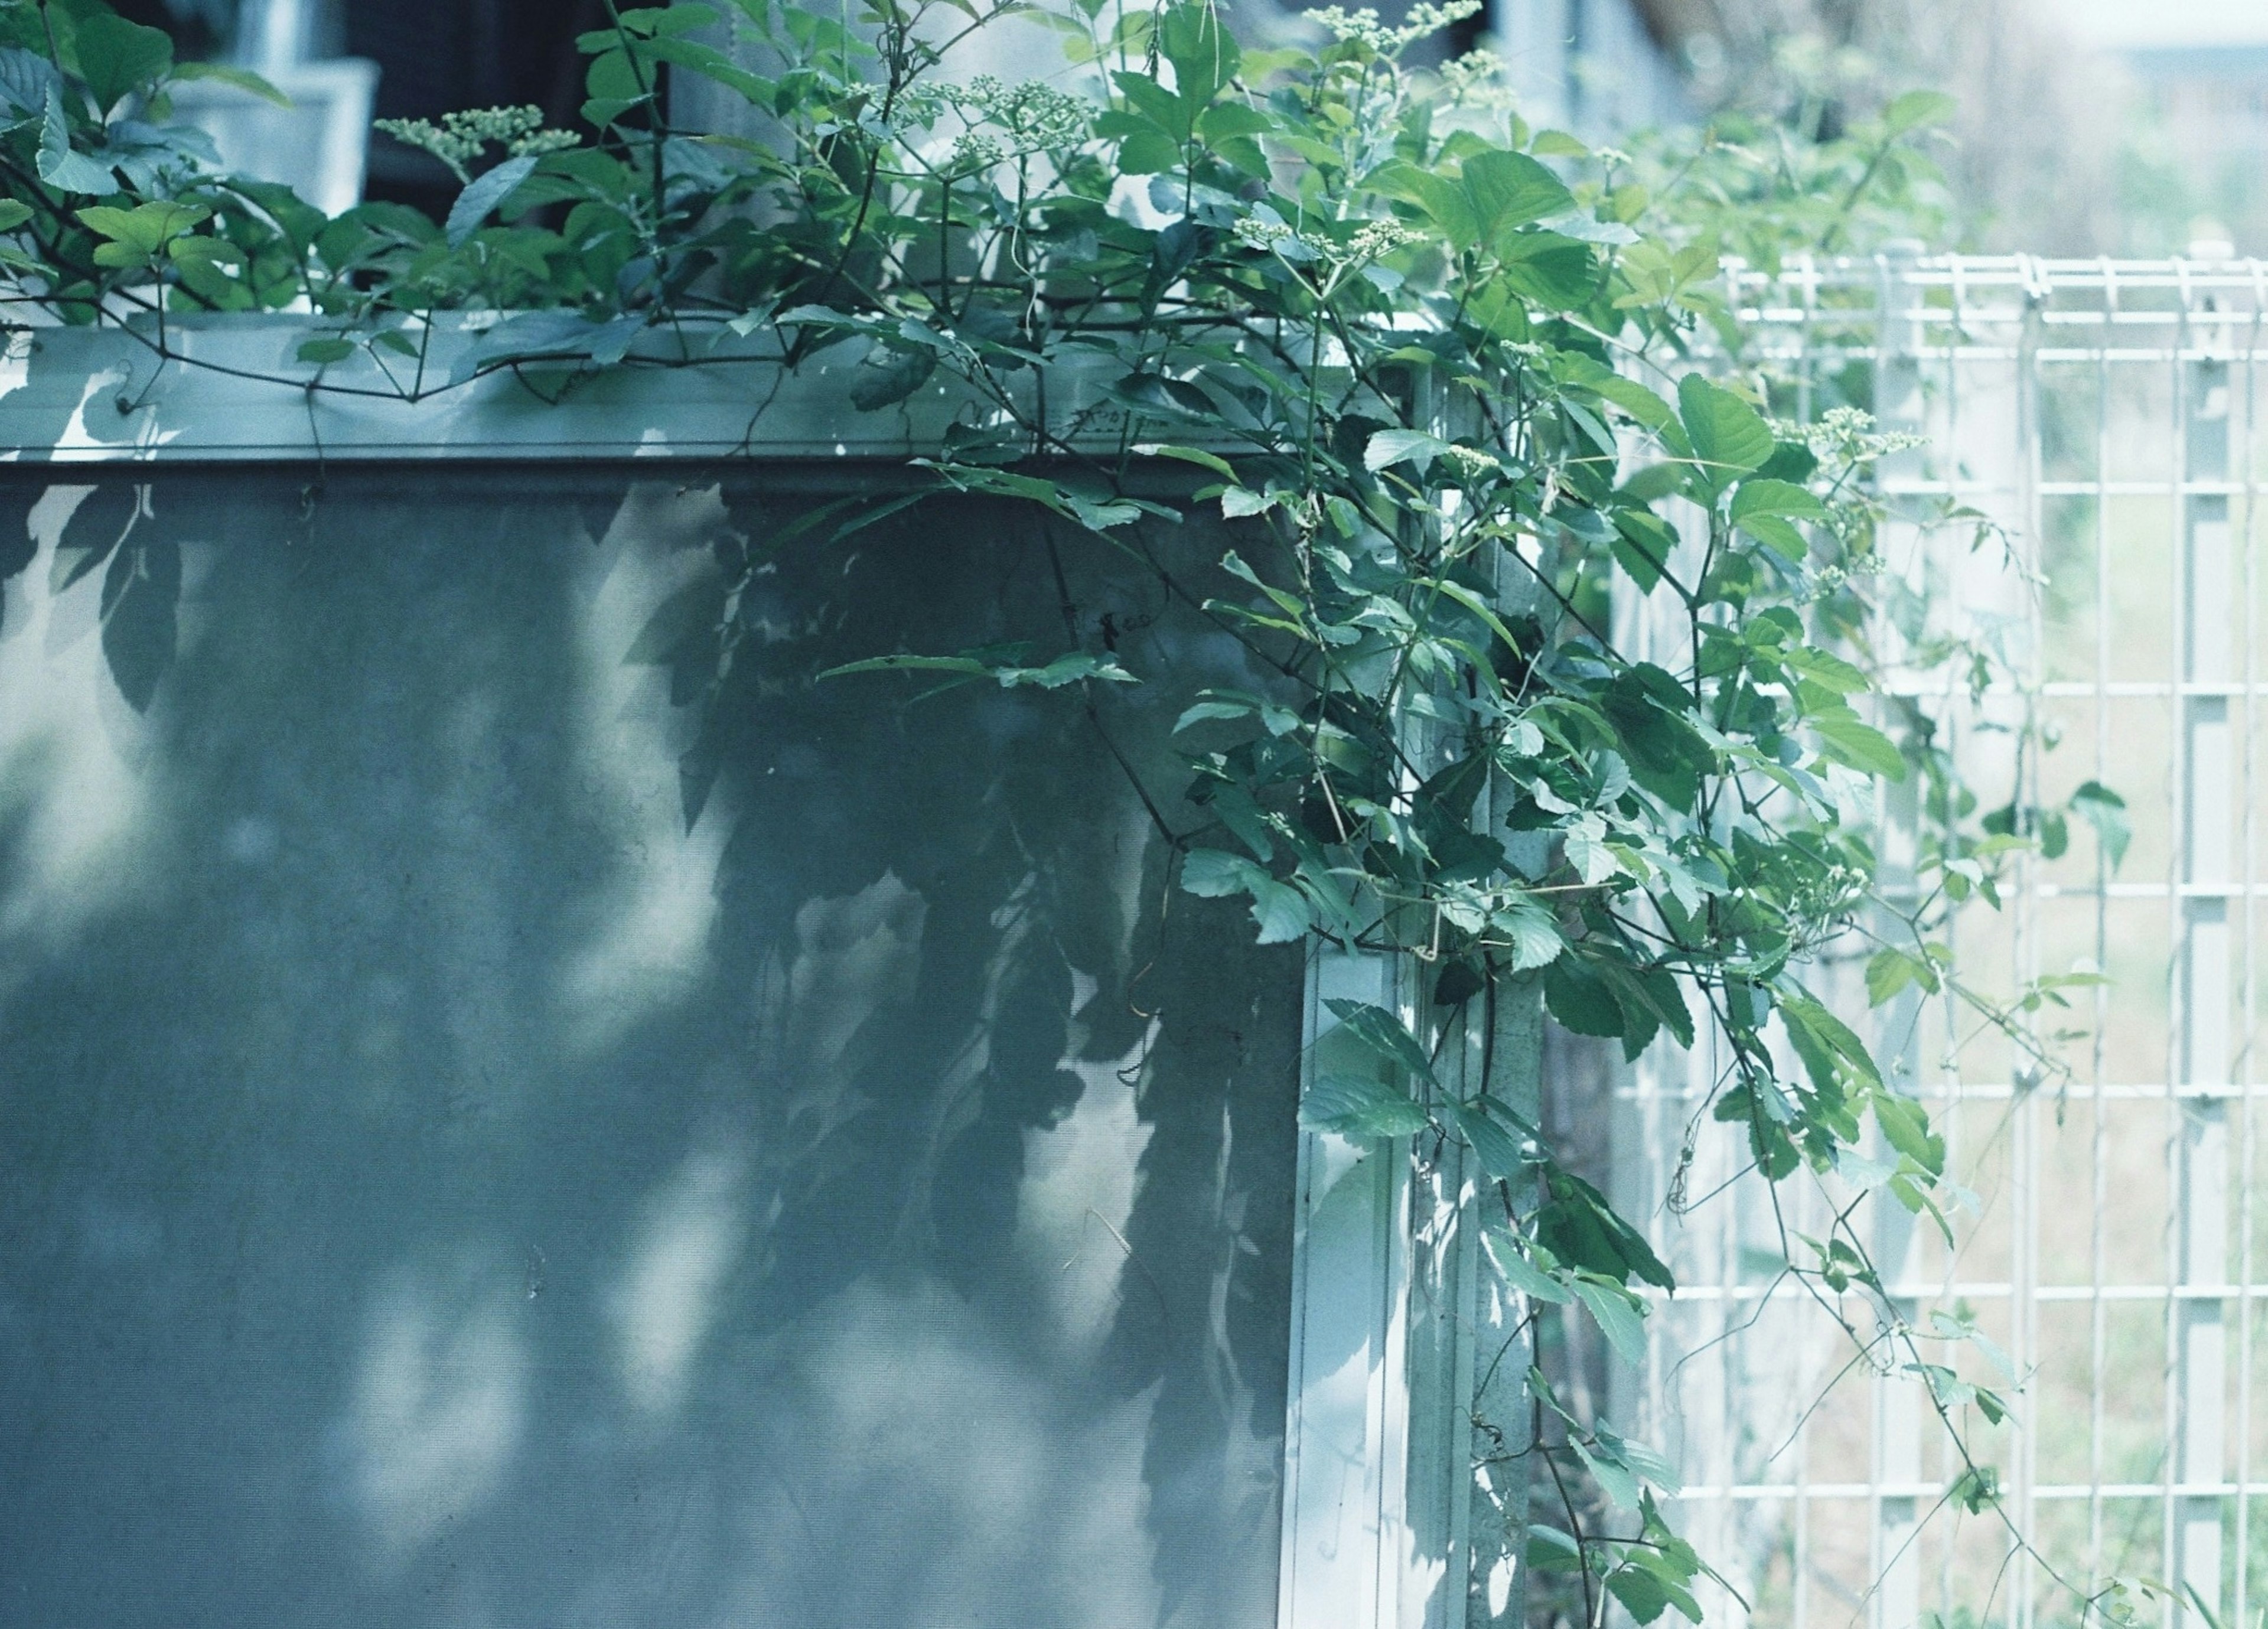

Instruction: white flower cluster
[375,106,576,184]
[1441,444,1504,480]
[947,76,1091,151]
[1797,405,1928,461]
[1438,46,1507,105]
[949,132,1006,173]
[1306,0,1480,56]
[1345,219,1420,260]
[1234,213,1420,264]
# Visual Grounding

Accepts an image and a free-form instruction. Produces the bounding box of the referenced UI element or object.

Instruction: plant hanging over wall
[0,0,2138,1621]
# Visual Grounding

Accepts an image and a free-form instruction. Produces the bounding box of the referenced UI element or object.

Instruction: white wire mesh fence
[1596,255,2268,1629]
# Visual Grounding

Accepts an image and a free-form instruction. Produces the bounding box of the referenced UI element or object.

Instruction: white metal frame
[1606,255,2268,1629]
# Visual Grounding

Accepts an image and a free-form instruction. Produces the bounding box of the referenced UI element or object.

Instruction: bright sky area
[2051,0,2268,48]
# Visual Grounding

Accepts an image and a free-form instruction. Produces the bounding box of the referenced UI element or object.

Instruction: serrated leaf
[1324,998,1437,1081]
[1570,1275,1648,1367]
[0,47,61,121]
[1546,956,1624,1038]
[1484,1228,1574,1303]
[849,343,939,411]
[38,86,115,195]
[1812,712,1907,781]
[1365,427,1451,474]
[1444,1098,1527,1180]
[1493,896,1565,969]
[1562,812,1619,885]
[445,152,539,247]
[1301,1073,1429,1139]
[1865,947,1937,1005]
[1181,846,1265,898]
[1677,374,1774,488]
[1462,146,1575,242]
[1729,476,1826,522]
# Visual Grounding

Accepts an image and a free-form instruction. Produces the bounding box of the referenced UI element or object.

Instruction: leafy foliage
[0,0,2097,1615]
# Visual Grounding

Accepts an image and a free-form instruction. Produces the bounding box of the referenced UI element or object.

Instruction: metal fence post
[2173,251,2235,1629]
[1871,240,1929,1629]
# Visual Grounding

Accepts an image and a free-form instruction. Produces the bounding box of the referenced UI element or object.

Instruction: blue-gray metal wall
[0,468,1301,1628]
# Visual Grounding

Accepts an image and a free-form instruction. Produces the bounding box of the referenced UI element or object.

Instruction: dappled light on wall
[0,465,1302,1628]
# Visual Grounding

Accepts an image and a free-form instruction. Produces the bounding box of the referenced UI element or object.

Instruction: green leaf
[1555,352,1676,432]
[1493,896,1565,970]
[1866,947,1939,1005]
[1571,1275,1648,1366]
[1494,229,1596,309]
[1537,1168,1677,1289]
[446,153,539,247]
[1780,992,1884,1089]
[1780,644,1870,693]
[1950,1465,2001,1515]
[1677,374,1774,488]
[1573,1430,1642,1509]
[819,650,1134,688]
[78,199,210,268]
[1462,147,1575,243]
[849,342,939,411]
[1546,955,1624,1038]
[1243,878,1309,942]
[75,12,174,117]
[1365,427,1451,474]
[1874,1090,1946,1178]
[1324,998,1437,1081]
[1181,846,1263,898]
[1179,848,1309,943]
[1443,1098,1527,1180]
[171,60,292,107]
[1812,712,1907,781]
[0,200,31,232]
[37,86,113,194]
[1884,89,1959,136]
[1134,442,1236,479]
[1301,1072,1429,1139]
[295,337,356,365]
[1729,477,1826,523]
[1156,1,1240,105]
[1371,160,1477,250]
[1484,1228,1574,1303]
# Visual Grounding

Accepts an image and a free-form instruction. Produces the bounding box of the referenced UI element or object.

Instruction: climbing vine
[0,0,2143,1621]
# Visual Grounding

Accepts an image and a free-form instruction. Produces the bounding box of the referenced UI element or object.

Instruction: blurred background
[108,0,2268,256]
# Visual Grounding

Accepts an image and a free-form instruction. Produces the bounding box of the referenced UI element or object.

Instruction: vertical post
[1454,979,1546,1629]
[1869,242,1928,1629]
[2174,262,2234,1628]
[1278,946,1414,1629]
[1278,499,1554,1629]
